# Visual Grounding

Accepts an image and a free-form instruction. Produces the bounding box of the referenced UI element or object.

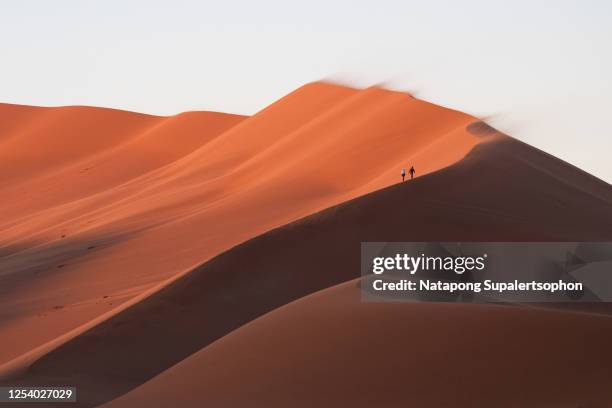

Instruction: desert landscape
[2,82,612,407]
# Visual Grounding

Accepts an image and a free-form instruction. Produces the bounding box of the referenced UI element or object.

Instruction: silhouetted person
[401,168,406,182]
[409,166,415,180]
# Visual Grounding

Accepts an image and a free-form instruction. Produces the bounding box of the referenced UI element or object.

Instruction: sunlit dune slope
[0,82,480,365]
[107,279,612,408]
[10,135,612,407]
[0,104,245,221]
[0,103,159,187]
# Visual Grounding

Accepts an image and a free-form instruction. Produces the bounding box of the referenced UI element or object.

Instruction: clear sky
[1,0,611,182]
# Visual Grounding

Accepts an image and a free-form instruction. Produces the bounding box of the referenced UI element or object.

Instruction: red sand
[3,83,612,407]
[0,83,479,365]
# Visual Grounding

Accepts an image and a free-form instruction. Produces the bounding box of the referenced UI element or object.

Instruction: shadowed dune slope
[9,135,612,407]
[107,279,612,408]
[0,82,480,365]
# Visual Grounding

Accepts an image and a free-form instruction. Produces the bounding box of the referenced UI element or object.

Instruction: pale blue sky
[1,0,611,182]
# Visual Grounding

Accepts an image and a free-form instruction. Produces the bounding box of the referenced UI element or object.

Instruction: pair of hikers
[401,166,415,182]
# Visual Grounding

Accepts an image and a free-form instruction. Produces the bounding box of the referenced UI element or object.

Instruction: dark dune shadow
[0,230,140,312]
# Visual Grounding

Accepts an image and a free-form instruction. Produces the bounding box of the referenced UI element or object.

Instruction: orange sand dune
[0,83,479,367]
[7,134,612,407]
[0,104,159,187]
[0,104,245,222]
[107,279,612,408]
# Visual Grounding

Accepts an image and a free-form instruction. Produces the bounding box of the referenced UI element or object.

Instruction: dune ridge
[0,82,480,368]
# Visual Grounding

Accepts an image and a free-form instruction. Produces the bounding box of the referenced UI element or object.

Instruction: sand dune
[0,83,479,367]
[0,105,245,226]
[103,135,612,408]
[107,279,612,408]
[0,105,246,364]
[6,130,612,406]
